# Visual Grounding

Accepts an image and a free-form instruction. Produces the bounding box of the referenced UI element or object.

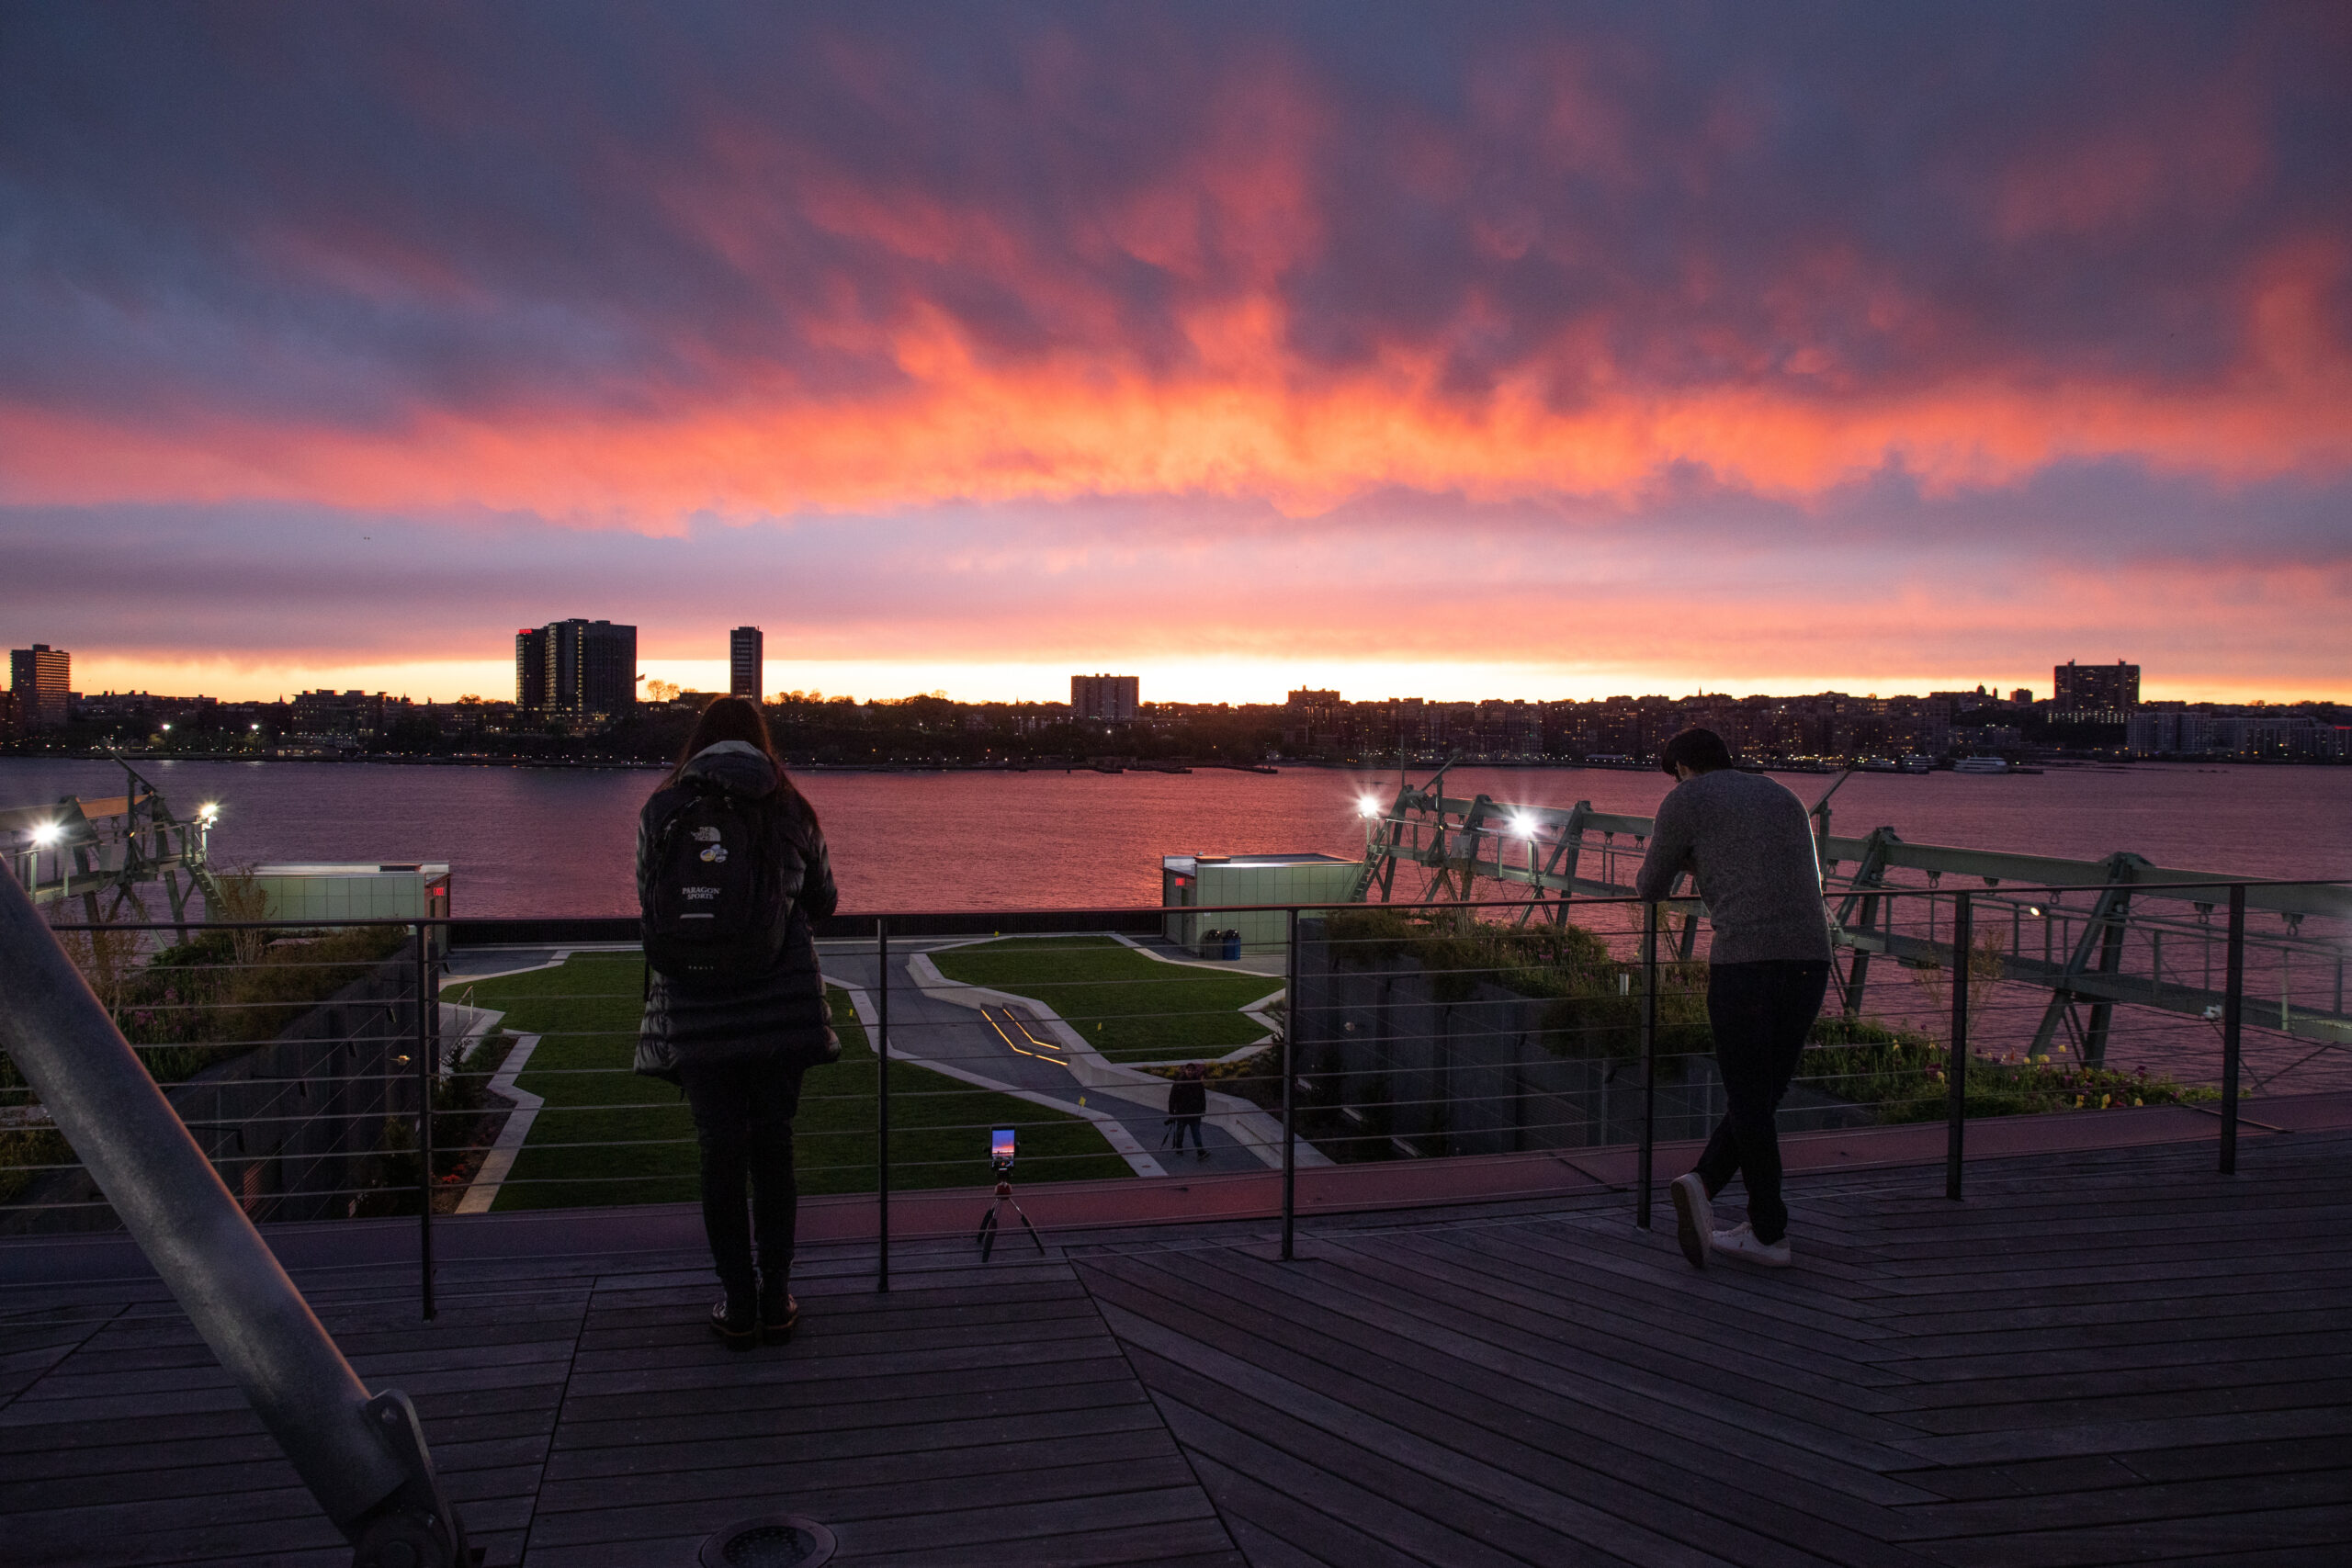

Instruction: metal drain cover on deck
[699,1515,836,1568]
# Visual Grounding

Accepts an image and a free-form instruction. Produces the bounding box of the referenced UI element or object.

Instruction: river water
[3,756,2346,916]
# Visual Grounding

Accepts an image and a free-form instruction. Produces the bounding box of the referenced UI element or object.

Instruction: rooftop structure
[243,863,452,923]
[1162,852,1360,955]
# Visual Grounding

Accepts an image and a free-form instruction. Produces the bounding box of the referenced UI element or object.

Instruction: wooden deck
[4,1130,2349,1566]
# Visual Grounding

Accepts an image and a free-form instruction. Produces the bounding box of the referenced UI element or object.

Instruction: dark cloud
[3,1,2346,429]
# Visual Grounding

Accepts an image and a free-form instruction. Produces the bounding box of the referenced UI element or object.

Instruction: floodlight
[1510,813,1538,838]
[198,803,220,823]
[1356,795,1383,818]
[30,821,62,847]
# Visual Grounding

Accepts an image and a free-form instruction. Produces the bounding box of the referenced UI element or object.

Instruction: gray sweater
[1634,770,1833,964]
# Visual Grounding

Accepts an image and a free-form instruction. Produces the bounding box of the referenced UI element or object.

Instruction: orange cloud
[4,254,2345,525]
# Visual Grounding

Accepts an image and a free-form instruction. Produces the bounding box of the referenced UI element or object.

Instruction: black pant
[1692,960,1830,1246]
[678,1055,806,1294]
[1171,1115,1204,1151]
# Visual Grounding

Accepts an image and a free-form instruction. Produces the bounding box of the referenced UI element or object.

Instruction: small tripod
[976,1178,1044,1261]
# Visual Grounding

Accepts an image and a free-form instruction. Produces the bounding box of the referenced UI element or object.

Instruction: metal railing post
[413,927,435,1321]
[1947,891,1970,1201]
[1637,901,1657,1230]
[2221,884,2245,1175]
[1282,906,1298,1261]
[876,917,890,1292]
[0,867,469,1562]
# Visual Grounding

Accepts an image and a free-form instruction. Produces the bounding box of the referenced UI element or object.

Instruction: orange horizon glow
[54,653,2347,711]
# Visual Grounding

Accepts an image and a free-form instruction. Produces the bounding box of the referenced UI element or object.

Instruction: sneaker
[709,1293,758,1351]
[1710,1222,1792,1269]
[1669,1173,1713,1269]
[760,1292,799,1346]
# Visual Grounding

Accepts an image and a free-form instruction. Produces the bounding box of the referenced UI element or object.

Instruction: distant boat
[1951,756,2011,774]
[1902,754,1936,773]
[1859,756,1901,773]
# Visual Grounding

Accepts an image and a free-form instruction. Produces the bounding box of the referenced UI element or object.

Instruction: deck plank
[0,1129,2343,1565]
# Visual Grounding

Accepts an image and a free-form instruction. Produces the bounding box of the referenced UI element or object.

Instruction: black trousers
[1691,960,1831,1246]
[678,1054,806,1294]
[1171,1115,1204,1151]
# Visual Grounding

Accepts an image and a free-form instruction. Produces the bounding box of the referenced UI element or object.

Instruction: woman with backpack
[635,696,840,1349]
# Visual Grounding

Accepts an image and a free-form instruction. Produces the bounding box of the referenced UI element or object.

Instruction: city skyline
[3,7,2347,707]
[16,626,2346,717]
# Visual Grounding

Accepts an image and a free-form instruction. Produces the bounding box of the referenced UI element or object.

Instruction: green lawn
[926,935,1281,1062]
[458,953,1130,1211]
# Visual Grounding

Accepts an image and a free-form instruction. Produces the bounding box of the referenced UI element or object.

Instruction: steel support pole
[413,930,435,1321]
[1947,892,1971,1202]
[1637,902,1658,1230]
[876,919,890,1292]
[1282,906,1298,1262]
[0,864,467,1562]
[2221,885,2245,1176]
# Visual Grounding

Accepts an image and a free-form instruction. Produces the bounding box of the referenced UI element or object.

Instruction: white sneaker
[1669,1173,1713,1269]
[1710,1222,1792,1269]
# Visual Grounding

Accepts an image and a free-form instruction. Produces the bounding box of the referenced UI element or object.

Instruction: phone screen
[990,1127,1017,1167]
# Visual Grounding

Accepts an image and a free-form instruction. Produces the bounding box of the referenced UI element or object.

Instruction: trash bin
[1221,930,1242,961]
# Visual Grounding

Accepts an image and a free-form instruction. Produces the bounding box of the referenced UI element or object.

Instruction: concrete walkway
[820,939,1278,1179]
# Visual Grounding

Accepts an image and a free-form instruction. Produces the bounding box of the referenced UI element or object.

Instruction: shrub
[3,921,411,1209]
[1321,908,1708,1060]
[1319,909,2212,1122]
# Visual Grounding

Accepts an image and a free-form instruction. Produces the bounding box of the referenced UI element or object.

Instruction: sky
[3,2,2347,706]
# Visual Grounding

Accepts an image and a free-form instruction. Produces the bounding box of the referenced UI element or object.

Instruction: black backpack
[640,783,795,984]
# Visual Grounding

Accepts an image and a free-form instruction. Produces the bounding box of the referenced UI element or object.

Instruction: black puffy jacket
[635,741,840,1077]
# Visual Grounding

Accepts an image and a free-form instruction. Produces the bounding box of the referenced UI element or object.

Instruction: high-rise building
[514,627,548,712]
[2053,660,2140,712]
[9,643,71,728]
[514,620,637,725]
[729,627,763,701]
[1071,673,1140,722]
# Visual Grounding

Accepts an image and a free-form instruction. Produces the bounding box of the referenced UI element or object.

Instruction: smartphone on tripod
[978,1127,1044,1260]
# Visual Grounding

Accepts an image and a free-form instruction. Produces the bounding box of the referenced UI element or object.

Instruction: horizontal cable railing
[7,880,2345,1307]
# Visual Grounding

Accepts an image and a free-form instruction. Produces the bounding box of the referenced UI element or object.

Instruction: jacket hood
[677,739,779,797]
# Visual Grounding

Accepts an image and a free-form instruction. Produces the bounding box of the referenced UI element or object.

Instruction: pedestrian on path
[1167,1062,1209,1159]
[636,697,841,1348]
[1635,728,1834,1269]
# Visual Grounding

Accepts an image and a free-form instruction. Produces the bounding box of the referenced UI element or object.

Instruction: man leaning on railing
[1636,728,1836,1269]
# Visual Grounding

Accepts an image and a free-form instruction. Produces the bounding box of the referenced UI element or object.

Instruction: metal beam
[1353,766,2351,1048]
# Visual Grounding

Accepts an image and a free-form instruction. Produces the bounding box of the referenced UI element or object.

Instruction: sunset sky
[3,3,2347,705]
